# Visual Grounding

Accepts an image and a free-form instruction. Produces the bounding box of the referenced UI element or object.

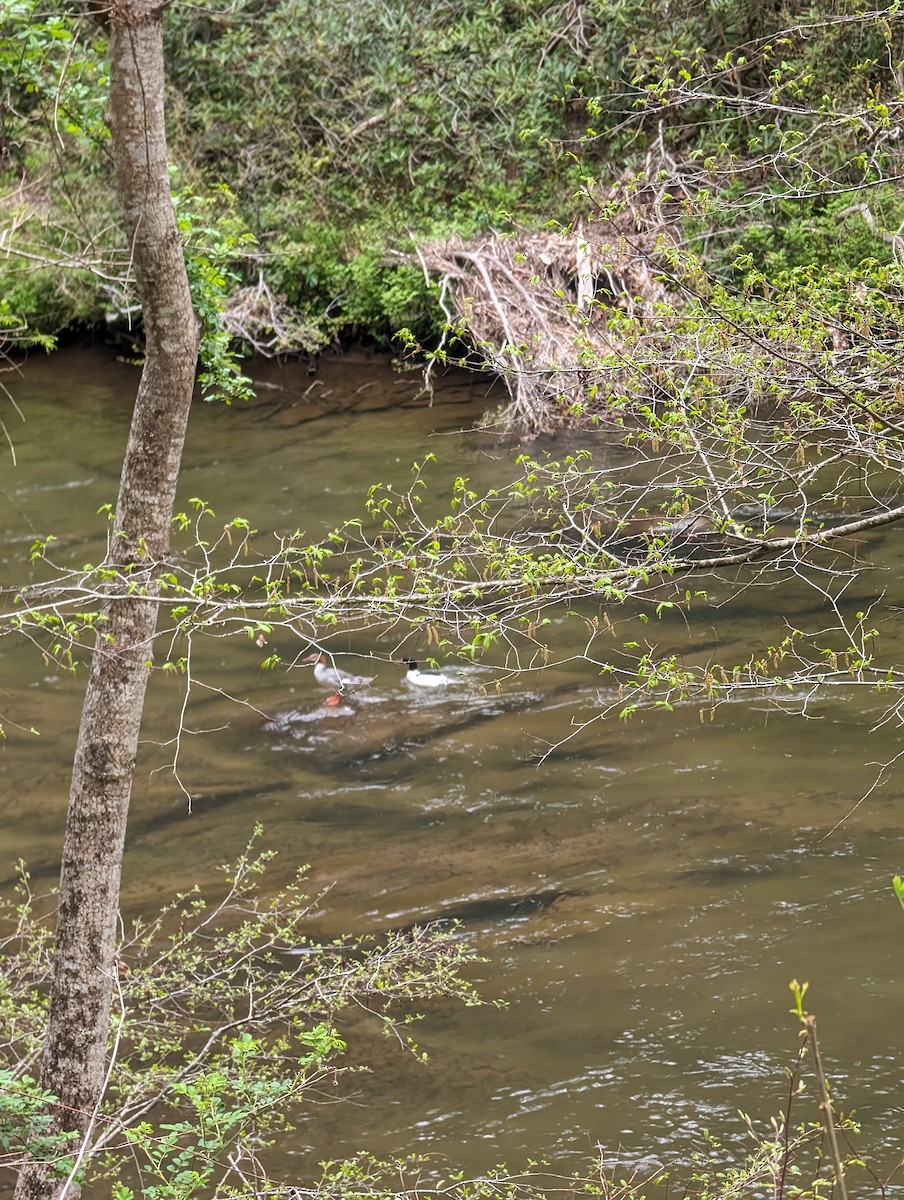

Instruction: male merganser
[401,658,450,688]
[302,651,374,692]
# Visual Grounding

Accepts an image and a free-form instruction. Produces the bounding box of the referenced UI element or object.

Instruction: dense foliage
[3,1,903,348]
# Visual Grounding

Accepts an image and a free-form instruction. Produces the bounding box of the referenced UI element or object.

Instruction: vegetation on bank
[0,836,487,1196]
[2,0,903,360]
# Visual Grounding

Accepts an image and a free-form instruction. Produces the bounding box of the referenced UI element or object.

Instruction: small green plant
[0,1073,77,1177]
[172,183,255,403]
[0,831,483,1195]
[113,1028,344,1199]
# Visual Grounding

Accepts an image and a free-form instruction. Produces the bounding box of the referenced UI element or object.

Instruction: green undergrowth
[2,0,904,352]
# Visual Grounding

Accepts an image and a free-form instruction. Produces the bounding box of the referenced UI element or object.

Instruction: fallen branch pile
[222,271,327,356]
[418,204,676,435]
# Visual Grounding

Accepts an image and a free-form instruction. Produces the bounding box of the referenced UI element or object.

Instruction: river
[1,346,903,1186]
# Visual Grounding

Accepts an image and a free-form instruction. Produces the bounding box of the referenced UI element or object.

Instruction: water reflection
[0,348,903,1184]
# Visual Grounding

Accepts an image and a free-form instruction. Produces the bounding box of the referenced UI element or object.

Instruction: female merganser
[401,658,450,688]
[302,651,374,692]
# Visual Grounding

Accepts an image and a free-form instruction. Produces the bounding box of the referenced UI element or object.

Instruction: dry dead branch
[418,199,678,435]
[221,271,327,357]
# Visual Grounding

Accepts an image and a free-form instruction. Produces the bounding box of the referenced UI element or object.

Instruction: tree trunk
[15,3,200,1198]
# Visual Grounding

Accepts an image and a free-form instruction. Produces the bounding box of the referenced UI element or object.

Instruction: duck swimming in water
[400,658,450,688]
[302,651,375,692]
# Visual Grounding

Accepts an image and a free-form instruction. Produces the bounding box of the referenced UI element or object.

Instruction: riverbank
[4,0,900,404]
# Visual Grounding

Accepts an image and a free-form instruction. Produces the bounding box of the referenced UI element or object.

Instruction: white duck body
[303,652,374,691]
[402,658,450,688]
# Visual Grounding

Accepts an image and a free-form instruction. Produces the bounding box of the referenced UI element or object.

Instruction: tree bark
[15,3,200,1198]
